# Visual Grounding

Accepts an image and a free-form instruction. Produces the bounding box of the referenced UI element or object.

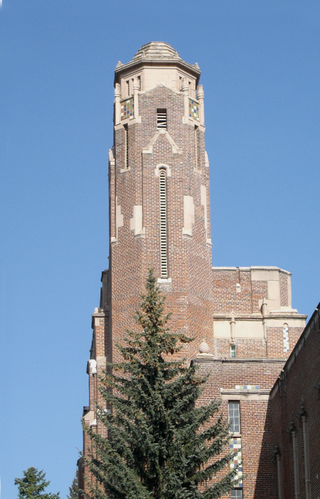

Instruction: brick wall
[270,304,320,499]
[194,357,285,499]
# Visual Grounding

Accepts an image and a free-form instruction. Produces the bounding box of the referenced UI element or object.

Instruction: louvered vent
[157,109,167,129]
[159,169,168,278]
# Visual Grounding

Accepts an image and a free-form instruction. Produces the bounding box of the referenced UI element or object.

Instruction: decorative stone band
[235,384,259,390]
[220,388,270,401]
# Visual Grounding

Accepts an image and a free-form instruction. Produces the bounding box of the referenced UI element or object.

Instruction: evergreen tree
[67,470,79,499]
[15,467,60,499]
[84,270,238,498]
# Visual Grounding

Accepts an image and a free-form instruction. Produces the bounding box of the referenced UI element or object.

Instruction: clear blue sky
[1,1,319,497]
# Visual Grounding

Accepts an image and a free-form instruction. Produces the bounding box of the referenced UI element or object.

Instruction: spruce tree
[67,470,79,499]
[84,270,238,498]
[15,467,60,499]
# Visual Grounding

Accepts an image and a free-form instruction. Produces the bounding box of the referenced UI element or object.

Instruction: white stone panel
[268,280,281,310]
[213,321,230,338]
[182,195,195,236]
[251,269,280,281]
[214,320,264,339]
[130,205,145,236]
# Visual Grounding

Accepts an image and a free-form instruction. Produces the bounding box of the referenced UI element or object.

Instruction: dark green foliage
[84,270,238,498]
[67,470,79,499]
[15,467,60,499]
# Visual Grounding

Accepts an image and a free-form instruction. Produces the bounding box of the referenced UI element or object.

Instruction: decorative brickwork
[120,97,133,120]
[229,437,243,487]
[189,98,199,120]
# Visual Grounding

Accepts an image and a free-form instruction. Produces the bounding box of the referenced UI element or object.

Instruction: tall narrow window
[194,125,198,167]
[157,109,167,129]
[283,324,289,353]
[229,401,240,433]
[159,169,168,278]
[124,124,129,169]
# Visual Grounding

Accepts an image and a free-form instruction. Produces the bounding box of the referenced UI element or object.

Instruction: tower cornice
[114,42,201,86]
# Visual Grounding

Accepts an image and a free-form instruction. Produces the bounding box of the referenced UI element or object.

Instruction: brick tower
[102,42,214,364]
[81,42,215,490]
[81,43,307,499]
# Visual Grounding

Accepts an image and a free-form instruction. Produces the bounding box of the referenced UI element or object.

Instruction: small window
[126,80,130,97]
[231,490,243,499]
[157,109,167,130]
[229,401,240,433]
[230,344,236,358]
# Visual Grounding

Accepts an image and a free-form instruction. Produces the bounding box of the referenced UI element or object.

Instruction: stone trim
[221,388,270,401]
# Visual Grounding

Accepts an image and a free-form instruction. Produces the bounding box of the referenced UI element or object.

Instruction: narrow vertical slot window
[124,124,129,169]
[229,401,240,433]
[194,125,199,170]
[126,80,130,97]
[157,109,167,130]
[159,169,168,278]
[230,344,236,358]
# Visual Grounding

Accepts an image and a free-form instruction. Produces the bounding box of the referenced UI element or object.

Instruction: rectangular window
[229,401,240,433]
[231,490,243,499]
[230,344,236,358]
[283,324,289,353]
[157,109,167,129]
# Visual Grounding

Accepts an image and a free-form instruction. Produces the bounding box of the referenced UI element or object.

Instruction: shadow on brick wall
[254,398,278,499]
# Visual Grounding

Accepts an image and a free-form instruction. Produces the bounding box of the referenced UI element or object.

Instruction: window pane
[231,490,243,499]
[229,401,240,433]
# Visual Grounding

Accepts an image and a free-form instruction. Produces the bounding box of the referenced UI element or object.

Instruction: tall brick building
[81,42,312,498]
